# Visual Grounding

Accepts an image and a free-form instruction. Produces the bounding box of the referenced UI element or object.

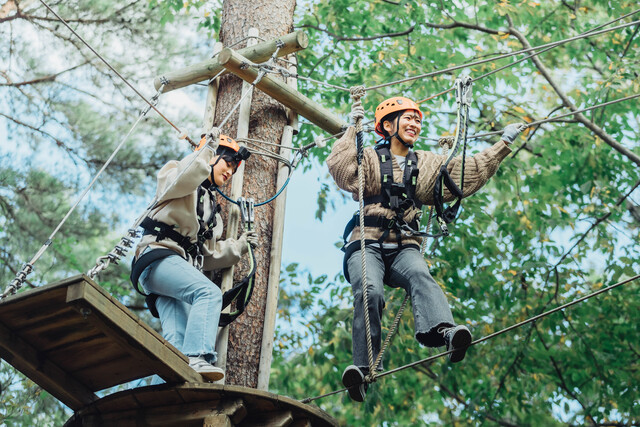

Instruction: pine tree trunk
[215,0,296,388]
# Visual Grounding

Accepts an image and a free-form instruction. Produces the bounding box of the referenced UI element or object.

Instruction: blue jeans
[139,252,222,364]
[346,245,455,371]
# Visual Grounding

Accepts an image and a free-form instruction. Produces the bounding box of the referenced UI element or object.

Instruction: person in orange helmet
[327,96,524,401]
[130,133,257,382]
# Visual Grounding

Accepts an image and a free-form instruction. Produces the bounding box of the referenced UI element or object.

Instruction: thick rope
[349,85,377,378]
[300,273,640,404]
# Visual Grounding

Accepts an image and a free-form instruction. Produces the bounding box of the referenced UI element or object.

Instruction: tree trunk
[215,0,296,388]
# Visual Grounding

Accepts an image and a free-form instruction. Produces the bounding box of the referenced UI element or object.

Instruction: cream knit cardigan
[326,126,512,246]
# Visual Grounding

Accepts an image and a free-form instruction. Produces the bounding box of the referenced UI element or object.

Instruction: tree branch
[423,20,501,35]
[0,61,90,87]
[505,15,640,167]
[296,24,415,42]
[412,365,520,427]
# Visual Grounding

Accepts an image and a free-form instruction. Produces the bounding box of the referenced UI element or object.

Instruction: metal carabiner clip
[195,254,205,272]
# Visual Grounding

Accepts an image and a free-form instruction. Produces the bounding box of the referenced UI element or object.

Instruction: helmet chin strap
[388,114,413,149]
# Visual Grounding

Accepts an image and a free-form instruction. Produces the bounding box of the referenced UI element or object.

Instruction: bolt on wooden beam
[218,48,348,136]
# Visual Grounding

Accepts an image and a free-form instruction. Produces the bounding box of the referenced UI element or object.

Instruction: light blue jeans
[139,251,222,364]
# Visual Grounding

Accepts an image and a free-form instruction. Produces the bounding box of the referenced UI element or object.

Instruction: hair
[379,110,403,138]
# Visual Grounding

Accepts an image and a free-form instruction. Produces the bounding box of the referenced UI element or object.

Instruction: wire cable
[300,273,640,404]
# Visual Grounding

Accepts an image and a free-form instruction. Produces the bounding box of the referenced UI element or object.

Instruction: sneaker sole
[449,328,472,363]
[198,370,225,382]
[342,366,366,402]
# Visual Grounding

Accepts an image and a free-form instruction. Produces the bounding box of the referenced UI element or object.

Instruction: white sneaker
[188,356,225,382]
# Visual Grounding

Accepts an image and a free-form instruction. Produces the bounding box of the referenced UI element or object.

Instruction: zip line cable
[38,0,196,146]
[300,273,640,404]
[364,18,640,92]
[2,86,165,299]
[465,92,640,141]
[416,7,640,104]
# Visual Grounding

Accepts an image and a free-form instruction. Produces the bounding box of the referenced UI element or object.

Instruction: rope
[38,0,196,146]
[349,85,377,379]
[364,18,640,92]
[2,84,166,298]
[300,273,640,404]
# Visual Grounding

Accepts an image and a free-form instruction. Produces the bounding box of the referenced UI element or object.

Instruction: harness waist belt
[140,217,201,259]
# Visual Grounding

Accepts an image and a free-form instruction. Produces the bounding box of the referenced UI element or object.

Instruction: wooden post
[202,42,224,135]
[256,57,298,391]
[215,27,260,378]
[217,47,348,135]
[154,30,308,93]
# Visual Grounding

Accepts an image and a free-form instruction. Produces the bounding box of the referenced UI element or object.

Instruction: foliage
[269,0,640,426]
[0,0,206,423]
[1,0,639,425]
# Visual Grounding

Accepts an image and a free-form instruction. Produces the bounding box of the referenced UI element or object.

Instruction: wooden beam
[218,48,348,136]
[0,319,98,410]
[154,31,309,92]
[201,42,224,136]
[66,280,201,385]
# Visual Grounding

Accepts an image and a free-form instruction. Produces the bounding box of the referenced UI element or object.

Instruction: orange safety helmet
[374,97,423,137]
[196,134,250,168]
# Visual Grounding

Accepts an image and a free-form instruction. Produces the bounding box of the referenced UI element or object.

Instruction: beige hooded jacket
[326,126,512,247]
[134,147,248,271]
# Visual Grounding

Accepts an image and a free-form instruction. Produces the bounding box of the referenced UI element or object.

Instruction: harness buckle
[195,254,204,272]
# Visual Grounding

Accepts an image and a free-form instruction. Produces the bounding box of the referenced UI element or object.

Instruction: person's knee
[192,283,222,306]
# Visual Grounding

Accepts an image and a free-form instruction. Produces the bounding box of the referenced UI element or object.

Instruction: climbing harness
[129,196,257,327]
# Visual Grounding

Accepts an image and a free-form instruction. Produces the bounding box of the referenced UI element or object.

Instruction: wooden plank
[69,383,339,427]
[65,281,201,386]
[291,420,312,427]
[20,313,98,352]
[0,319,97,410]
[70,353,145,390]
[217,48,348,136]
[0,287,70,329]
[47,334,123,373]
[67,276,187,362]
[153,30,309,92]
[204,415,233,427]
[244,410,293,427]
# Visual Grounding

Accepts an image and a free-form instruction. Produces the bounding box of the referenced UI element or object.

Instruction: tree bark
[215,0,296,388]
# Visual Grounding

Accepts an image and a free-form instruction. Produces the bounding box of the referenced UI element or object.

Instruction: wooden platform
[64,383,338,426]
[0,274,202,410]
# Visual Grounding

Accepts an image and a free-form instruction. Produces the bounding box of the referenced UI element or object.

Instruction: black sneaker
[438,325,472,363]
[342,365,367,402]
